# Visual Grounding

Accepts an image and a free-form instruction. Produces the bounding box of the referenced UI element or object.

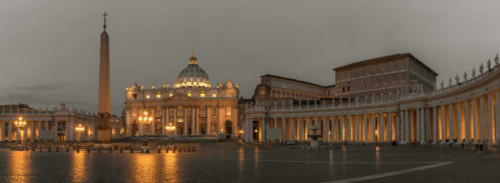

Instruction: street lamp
[75,123,85,142]
[165,123,176,146]
[14,116,26,143]
[138,110,153,136]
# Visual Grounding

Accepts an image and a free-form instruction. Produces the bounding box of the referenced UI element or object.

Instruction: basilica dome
[174,51,211,88]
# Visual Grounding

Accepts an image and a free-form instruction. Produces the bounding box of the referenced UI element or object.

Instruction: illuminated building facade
[0,103,123,143]
[243,53,500,146]
[124,51,240,138]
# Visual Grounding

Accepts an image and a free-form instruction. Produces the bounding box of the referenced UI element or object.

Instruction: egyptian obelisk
[97,12,111,141]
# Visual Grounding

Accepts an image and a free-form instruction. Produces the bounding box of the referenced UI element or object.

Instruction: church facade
[124,52,240,139]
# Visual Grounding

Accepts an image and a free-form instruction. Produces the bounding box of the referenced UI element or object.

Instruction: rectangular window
[132,109,137,117]
[200,92,206,97]
[156,93,162,99]
[226,107,232,116]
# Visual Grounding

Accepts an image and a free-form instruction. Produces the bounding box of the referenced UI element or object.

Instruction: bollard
[77,148,80,153]
[158,148,161,153]
[166,147,169,153]
[25,147,29,151]
[146,149,150,153]
[120,147,123,153]
[476,144,479,150]
[130,148,134,153]
[56,146,59,152]
[461,143,465,149]
[87,147,91,153]
[173,147,176,153]
[480,144,484,152]
[66,147,69,152]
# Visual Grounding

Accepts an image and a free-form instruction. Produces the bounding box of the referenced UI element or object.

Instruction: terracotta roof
[333,53,438,75]
[260,74,328,88]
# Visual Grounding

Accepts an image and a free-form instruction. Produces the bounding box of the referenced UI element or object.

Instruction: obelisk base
[97,129,111,142]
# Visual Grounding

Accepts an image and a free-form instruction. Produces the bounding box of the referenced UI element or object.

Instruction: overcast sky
[0,0,499,115]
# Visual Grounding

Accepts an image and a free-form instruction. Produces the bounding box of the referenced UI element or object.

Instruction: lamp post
[165,123,176,146]
[75,123,85,142]
[14,116,27,143]
[138,110,153,136]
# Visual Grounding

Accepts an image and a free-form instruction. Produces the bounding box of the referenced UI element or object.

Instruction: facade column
[495,91,500,144]
[216,106,220,134]
[290,117,295,142]
[480,96,485,143]
[322,117,327,142]
[8,121,12,142]
[30,121,35,142]
[54,121,58,142]
[306,117,311,141]
[456,102,462,144]
[440,106,446,144]
[273,117,278,129]
[298,118,304,142]
[472,99,478,144]
[487,94,493,143]
[432,107,438,144]
[183,108,188,135]
[1,121,4,142]
[379,112,384,142]
[419,108,425,143]
[388,112,392,142]
[174,107,178,135]
[191,107,196,135]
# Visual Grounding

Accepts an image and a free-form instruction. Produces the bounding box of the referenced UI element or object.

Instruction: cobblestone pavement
[0,144,499,183]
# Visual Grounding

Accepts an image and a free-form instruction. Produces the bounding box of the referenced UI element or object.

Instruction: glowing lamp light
[75,124,85,132]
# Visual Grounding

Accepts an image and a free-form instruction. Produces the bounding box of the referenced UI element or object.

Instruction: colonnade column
[290,117,296,142]
[369,114,374,142]
[456,103,462,144]
[379,113,384,142]
[339,117,344,142]
[432,107,438,144]
[355,115,360,142]
[486,94,493,144]
[440,106,446,144]
[346,116,351,142]
[388,112,392,142]
[495,91,500,144]
[464,101,470,144]
[479,96,485,143]
[298,118,303,142]
[330,116,334,142]
[449,104,454,143]
[472,98,478,144]
[364,116,368,142]
[404,110,410,143]
[282,117,287,141]
[395,113,400,143]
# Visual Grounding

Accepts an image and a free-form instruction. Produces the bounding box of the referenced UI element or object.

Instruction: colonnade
[244,89,500,144]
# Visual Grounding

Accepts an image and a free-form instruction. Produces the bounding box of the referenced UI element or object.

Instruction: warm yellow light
[254,129,258,133]
[212,93,217,97]
[238,130,244,134]
[200,93,206,97]
[187,93,192,97]
[138,116,143,121]
[156,93,162,98]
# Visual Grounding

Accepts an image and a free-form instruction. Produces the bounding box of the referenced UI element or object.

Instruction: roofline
[260,74,328,88]
[333,53,439,76]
